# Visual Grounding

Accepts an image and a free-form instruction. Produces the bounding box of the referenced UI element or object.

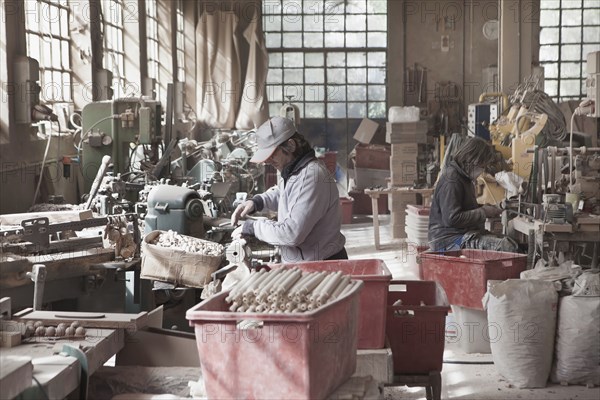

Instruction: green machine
[81,99,162,192]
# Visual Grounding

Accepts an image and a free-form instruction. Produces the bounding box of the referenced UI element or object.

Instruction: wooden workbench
[364,187,434,249]
[0,328,124,399]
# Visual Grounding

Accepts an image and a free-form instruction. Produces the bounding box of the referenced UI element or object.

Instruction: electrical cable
[569,112,576,188]
[76,114,119,158]
[32,376,50,400]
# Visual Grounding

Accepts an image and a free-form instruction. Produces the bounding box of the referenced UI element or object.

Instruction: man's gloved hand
[231,200,255,226]
[482,205,502,218]
[231,225,243,240]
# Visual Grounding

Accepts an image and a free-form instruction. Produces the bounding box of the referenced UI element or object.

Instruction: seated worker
[231,116,347,262]
[428,136,519,252]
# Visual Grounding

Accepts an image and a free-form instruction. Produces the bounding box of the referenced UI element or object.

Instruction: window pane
[269,84,283,102]
[561,45,581,61]
[346,32,366,47]
[348,68,367,83]
[61,40,69,68]
[368,15,387,30]
[368,85,386,101]
[284,85,303,101]
[305,85,325,101]
[347,103,366,118]
[264,15,281,31]
[52,40,61,68]
[305,68,324,83]
[540,27,559,44]
[305,103,325,118]
[368,102,386,118]
[325,32,345,46]
[562,62,581,78]
[303,15,322,31]
[347,52,366,67]
[562,9,582,25]
[542,62,559,78]
[25,3,39,31]
[283,52,303,66]
[348,85,366,101]
[283,32,302,47]
[282,15,302,31]
[266,33,281,47]
[304,32,323,47]
[539,9,560,25]
[560,79,581,96]
[324,17,345,32]
[63,72,71,101]
[328,103,346,118]
[328,68,347,84]
[269,53,283,67]
[346,15,366,31]
[327,52,346,67]
[540,45,559,61]
[584,0,600,7]
[50,8,61,36]
[584,44,600,58]
[368,32,387,47]
[284,69,303,83]
[305,53,324,67]
[561,27,582,43]
[368,68,386,83]
[367,1,387,13]
[583,8,600,25]
[561,0,581,8]
[328,85,346,101]
[269,103,280,117]
[368,52,386,67]
[583,27,600,42]
[61,8,69,36]
[268,68,283,83]
[545,80,558,97]
[346,0,366,14]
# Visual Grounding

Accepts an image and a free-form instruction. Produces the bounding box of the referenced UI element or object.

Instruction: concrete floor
[341,216,600,400]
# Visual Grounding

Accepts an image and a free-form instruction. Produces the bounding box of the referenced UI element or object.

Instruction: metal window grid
[24,0,72,103]
[262,0,387,119]
[101,0,127,98]
[146,0,160,99]
[176,0,186,83]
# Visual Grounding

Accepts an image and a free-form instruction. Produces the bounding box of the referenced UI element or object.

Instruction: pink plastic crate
[186,280,363,400]
[273,259,392,349]
[420,249,527,310]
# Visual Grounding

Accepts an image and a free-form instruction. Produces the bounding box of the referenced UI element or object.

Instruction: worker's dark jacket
[428,161,486,251]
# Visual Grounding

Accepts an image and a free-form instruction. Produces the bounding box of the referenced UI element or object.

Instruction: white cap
[250,117,296,163]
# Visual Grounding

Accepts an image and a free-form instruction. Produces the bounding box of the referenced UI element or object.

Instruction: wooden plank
[0,356,33,399]
[15,310,148,330]
[0,210,93,225]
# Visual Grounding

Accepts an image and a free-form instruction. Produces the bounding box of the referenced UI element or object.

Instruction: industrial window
[101,0,126,98]
[176,0,186,82]
[24,0,72,103]
[145,0,161,100]
[539,0,600,102]
[262,0,387,119]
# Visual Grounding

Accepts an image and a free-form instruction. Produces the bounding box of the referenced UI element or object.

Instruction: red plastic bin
[420,249,527,310]
[272,259,392,349]
[387,280,450,374]
[186,280,363,400]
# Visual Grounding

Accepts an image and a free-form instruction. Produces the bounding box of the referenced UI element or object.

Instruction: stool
[386,371,441,400]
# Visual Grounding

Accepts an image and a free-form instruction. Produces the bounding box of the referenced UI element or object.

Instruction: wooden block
[14,309,149,331]
[0,356,33,399]
[391,144,419,159]
[354,347,394,384]
[1,331,22,348]
[386,121,428,134]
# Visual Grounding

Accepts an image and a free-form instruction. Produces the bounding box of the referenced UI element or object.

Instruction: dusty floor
[341,216,600,400]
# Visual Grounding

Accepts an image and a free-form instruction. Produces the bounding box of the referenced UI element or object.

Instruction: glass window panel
[328,85,346,101]
[269,85,283,102]
[61,40,69,67]
[325,32,345,46]
[346,32,366,47]
[305,85,325,101]
[25,3,39,31]
[561,45,581,60]
[368,85,385,101]
[368,15,387,30]
[282,15,302,31]
[28,34,40,61]
[266,34,282,48]
[303,15,322,31]
[583,27,600,42]
[268,68,283,83]
[304,32,323,47]
[324,16,345,32]
[368,32,387,47]
[63,72,71,101]
[539,9,560,26]
[542,62,559,78]
[328,68,347,84]
[50,9,61,36]
[40,10,51,37]
[347,52,366,67]
[584,44,600,58]
[302,1,320,14]
[540,45,559,61]
[264,15,281,31]
[368,68,385,84]
[283,52,303,66]
[561,27,582,43]
[583,8,600,25]
[560,79,581,96]
[347,68,367,83]
[60,8,68,36]
[269,53,283,67]
[540,27,559,44]
[305,103,325,118]
[347,103,366,118]
[284,69,303,83]
[283,32,302,47]
[327,103,346,118]
[368,52,386,67]
[263,0,282,15]
[269,103,280,117]
[52,40,61,68]
[367,0,387,13]
[346,15,366,31]
[284,84,303,100]
[584,0,600,7]
[347,85,367,101]
[41,71,52,100]
[305,53,324,67]
[562,62,581,78]
[368,102,386,118]
[42,39,52,68]
[305,68,324,84]
[327,52,346,67]
[541,0,561,9]
[346,0,366,14]
[562,9,582,25]
[561,0,582,8]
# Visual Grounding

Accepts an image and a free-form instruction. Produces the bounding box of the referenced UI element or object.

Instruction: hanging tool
[85,155,112,210]
[26,264,46,311]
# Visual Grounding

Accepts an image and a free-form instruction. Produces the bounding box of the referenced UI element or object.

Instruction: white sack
[483,279,558,388]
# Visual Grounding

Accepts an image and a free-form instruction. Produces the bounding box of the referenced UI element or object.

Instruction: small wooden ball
[35,326,45,336]
[65,327,76,336]
[45,327,56,337]
[70,321,80,329]
[55,326,66,337]
[34,321,44,328]
[75,327,86,337]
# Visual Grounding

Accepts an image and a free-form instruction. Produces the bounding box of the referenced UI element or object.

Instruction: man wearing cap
[231,116,347,262]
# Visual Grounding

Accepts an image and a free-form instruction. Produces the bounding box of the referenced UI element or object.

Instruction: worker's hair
[279,133,313,158]
[452,137,496,172]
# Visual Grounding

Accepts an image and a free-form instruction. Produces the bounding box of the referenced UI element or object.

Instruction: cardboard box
[386,121,428,144]
[354,118,383,144]
[391,144,419,160]
[354,144,391,170]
